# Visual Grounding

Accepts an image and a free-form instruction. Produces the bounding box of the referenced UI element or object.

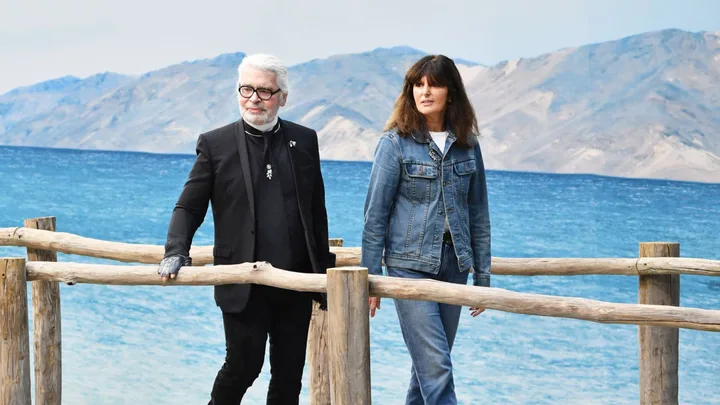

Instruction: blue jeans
[387,242,470,405]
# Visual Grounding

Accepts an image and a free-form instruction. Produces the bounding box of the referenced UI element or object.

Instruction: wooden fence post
[25,217,62,405]
[308,238,343,405]
[327,266,371,405]
[639,242,679,405]
[1,257,31,405]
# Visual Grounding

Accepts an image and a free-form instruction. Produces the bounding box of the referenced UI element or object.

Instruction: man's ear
[280,92,288,107]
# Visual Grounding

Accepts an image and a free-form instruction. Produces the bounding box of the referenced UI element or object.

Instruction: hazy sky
[1,0,719,94]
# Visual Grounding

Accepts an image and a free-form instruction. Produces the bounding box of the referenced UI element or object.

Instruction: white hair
[236,54,290,95]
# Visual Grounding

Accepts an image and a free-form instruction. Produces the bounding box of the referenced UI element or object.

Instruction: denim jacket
[361,129,491,287]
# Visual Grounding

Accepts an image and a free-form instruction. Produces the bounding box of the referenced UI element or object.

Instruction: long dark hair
[384,55,479,148]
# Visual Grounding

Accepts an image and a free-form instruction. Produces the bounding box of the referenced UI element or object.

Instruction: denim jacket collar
[410,128,457,144]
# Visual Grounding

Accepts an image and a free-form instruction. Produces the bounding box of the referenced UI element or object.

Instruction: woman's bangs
[421,60,451,87]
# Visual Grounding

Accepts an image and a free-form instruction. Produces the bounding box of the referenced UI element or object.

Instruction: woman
[361,54,491,405]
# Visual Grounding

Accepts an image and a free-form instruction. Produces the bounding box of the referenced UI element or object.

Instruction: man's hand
[315,293,328,311]
[158,255,192,282]
[369,297,381,318]
[469,307,485,317]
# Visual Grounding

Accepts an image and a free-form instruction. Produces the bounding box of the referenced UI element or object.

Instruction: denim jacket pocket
[404,161,438,179]
[453,158,476,198]
[453,159,476,176]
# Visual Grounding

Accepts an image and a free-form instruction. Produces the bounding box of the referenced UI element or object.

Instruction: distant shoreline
[3,144,719,186]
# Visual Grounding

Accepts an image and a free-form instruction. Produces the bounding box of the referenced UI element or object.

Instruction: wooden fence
[2,217,720,405]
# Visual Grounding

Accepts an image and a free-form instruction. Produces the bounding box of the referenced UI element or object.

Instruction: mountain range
[1,28,719,182]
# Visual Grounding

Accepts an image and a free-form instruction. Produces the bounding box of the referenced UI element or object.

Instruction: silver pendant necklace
[428,142,441,165]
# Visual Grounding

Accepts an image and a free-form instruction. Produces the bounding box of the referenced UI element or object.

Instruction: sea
[1,145,719,404]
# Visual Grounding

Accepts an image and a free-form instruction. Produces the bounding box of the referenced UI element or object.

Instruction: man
[157,53,335,405]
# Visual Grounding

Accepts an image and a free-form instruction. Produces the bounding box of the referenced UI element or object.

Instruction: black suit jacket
[164,119,335,313]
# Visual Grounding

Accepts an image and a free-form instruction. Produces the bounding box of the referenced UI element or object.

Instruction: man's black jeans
[208,285,314,405]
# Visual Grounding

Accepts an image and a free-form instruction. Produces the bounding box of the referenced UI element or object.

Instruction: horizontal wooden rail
[22,261,720,332]
[3,228,720,276]
[493,257,720,276]
[0,227,360,267]
[26,261,327,289]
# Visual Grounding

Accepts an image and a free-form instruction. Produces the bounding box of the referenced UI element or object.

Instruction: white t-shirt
[429,131,448,154]
[429,131,450,232]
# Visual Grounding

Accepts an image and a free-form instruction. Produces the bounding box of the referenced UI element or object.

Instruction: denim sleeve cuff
[473,273,491,287]
[367,267,383,276]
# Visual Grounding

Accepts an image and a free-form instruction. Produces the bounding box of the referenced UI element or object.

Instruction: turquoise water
[1,145,719,404]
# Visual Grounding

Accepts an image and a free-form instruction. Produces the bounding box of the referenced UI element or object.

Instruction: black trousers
[208,285,314,405]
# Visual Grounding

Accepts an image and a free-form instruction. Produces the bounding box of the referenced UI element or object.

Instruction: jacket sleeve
[361,134,401,276]
[468,143,491,287]
[164,134,214,258]
[310,131,335,272]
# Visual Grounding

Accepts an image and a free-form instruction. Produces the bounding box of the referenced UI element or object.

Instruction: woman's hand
[469,307,485,317]
[369,297,381,317]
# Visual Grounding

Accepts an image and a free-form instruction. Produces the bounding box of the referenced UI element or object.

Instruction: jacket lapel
[283,122,311,218]
[285,123,302,196]
[234,120,255,220]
